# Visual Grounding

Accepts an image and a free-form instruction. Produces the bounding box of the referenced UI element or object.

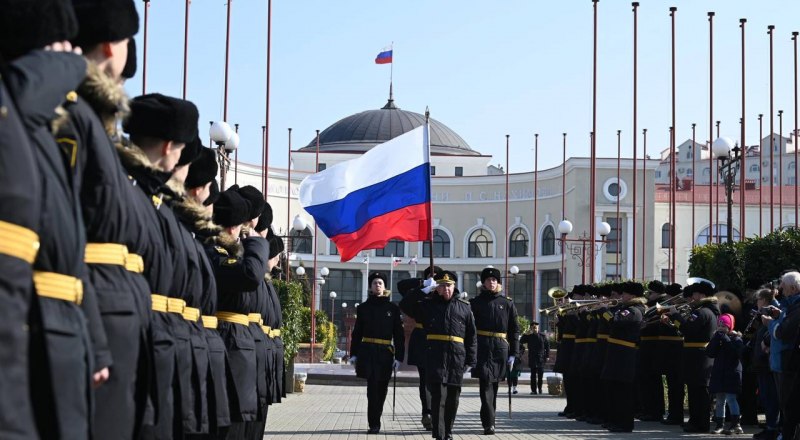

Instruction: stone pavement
[264,384,748,439]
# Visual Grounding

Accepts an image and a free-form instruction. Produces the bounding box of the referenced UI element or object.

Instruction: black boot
[712,417,725,434]
[723,415,743,435]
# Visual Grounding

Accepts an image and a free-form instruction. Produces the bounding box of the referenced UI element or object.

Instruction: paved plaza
[264,384,744,439]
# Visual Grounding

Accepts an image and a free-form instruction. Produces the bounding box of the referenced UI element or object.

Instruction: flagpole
[389,42,394,101]
[390,253,394,294]
[425,108,435,276]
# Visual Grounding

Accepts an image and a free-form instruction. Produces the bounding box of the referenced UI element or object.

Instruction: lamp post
[329,291,337,328]
[209,121,238,190]
[508,265,519,301]
[712,136,743,244]
[556,219,612,284]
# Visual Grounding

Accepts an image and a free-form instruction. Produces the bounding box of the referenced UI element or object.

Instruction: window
[678,168,685,174]
[423,229,451,258]
[686,149,692,160]
[329,240,338,256]
[538,269,562,329]
[661,223,672,249]
[541,225,555,256]
[686,168,693,176]
[696,224,741,245]
[324,269,363,331]
[750,164,759,172]
[661,269,671,283]
[290,227,312,253]
[509,227,528,257]
[468,228,493,258]
[606,263,621,280]
[606,217,621,254]
[430,166,436,176]
[317,163,327,172]
[376,239,404,257]
[655,171,662,179]
[455,166,463,177]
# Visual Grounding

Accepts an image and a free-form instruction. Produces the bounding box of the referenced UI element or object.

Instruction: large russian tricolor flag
[299,126,432,262]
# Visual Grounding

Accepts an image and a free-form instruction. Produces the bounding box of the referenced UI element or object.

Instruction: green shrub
[275,279,304,364]
[299,308,338,362]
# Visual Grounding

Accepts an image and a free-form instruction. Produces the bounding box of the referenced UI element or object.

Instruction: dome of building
[301,99,479,156]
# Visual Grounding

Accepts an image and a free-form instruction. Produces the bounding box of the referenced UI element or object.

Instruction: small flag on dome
[375,46,393,64]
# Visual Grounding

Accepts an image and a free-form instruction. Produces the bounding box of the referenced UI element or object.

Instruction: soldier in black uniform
[585,283,614,425]
[520,322,549,395]
[3,22,105,438]
[659,283,685,425]
[400,271,477,440]
[206,189,270,440]
[570,284,593,421]
[553,285,581,418]
[181,148,233,438]
[600,281,647,433]
[260,228,286,425]
[350,272,405,434]
[0,2,73,436]
[638,280,666,422]
[662,280,720,433]
[470,267,519,435]
[397,265,442,431]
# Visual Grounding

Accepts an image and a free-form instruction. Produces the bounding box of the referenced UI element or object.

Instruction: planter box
[296,343,325,363]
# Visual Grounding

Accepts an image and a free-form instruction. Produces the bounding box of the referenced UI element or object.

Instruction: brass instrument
[538,287,568,314]
[715,290,742,316]
[687,276,716,289]
[641,301,694,327]
[556,298,619,313]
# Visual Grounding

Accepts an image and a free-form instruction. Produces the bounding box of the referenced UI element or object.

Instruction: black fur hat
[236,185,267,221]
[623,281,645,297]
[213,189,250,228]
[185,147,218,190]
[121,37,137,79]
[0,0,78,59]
[423,265,443,279]
[665,283,683,296]
[71,0,139,49]
[368,272,388,287]
[203,180,220,206]
[124,93,199,144]
[481,267,502,283]
[177,136,202,167]
[647,280,666,294]
[267,229,284,259]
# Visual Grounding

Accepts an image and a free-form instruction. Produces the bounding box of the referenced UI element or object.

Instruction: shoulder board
[66,91,78,103]
[214,246,229,256]
[506,296,513,301]
[222,258,238,266]
[458,298,470,305]
[152,194,163,209]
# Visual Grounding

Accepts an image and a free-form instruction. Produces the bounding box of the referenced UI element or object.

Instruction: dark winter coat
[351,295,405,381]
[553,310,577,374]
[706,330,744,394]
[774,297,800,372]
[601,297,647,383]
[570,309,591,376]
[8,50,97,440]
[397,277,427,367]
[399,288,477,386]
[520,332,550,368]
[0,53,44,439]
[469,288,519,382]
[263,279,284,402]
[206,233,270,422]
[668,296,720,386]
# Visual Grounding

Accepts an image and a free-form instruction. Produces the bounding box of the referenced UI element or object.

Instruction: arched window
[696,224,741,245]
[290,227,312,253]
[468,228,493,258]
[423,229,450,258]
[661,223,672,249]
[509,227,528,257]
[750,164,759,172]
[329,240,339,256]
[376,239,404,257]
[541,225,555,256]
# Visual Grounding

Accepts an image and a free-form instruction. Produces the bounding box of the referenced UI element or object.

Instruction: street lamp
[712,136,742,244]
[557,219,612,283]
[329,291,337,327]
[209,121,236,190]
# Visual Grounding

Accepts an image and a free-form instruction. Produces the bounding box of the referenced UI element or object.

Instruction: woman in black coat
[350,272,405,434]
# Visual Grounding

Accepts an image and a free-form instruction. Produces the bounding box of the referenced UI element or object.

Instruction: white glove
[507,356,516,366]
[349,356,357,365]
[421,277,436,294]
[392,360,401,371]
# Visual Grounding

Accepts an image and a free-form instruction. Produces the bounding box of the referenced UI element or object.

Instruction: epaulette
[214,245,229,256]
[65,91,78,103]
[222,257,238,266]
[506,296,513,301]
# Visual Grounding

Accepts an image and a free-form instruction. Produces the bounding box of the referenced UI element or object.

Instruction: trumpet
[641,301,694,327]
[538,286,568,314]
[557,298,619,313]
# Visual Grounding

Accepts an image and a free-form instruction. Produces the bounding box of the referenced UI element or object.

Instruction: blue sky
[126,0,800,173]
